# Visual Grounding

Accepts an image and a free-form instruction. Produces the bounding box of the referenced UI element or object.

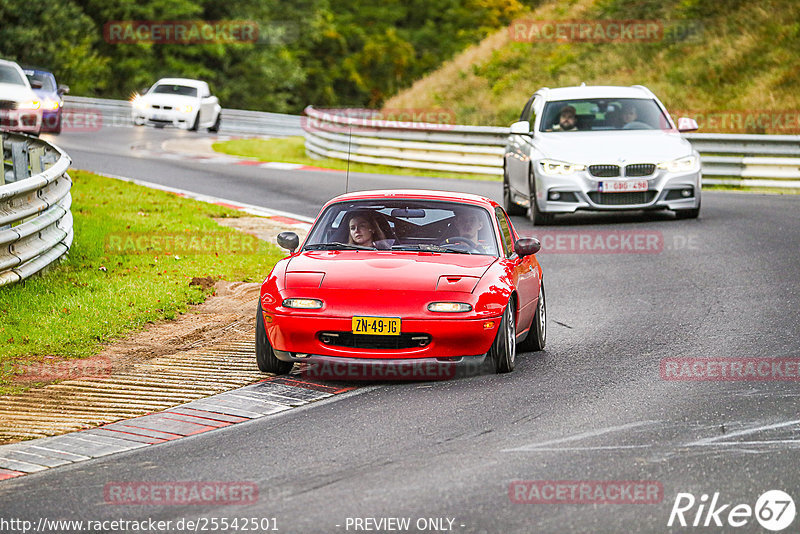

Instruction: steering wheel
[442,236,482,253]
[622,120,653,130]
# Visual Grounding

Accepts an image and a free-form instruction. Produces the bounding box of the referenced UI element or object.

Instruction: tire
[189,113,199,132]
[674,207,700,219]
[528,172,554,225]
[255,302,292,374]
[52,115,62,134]
[519,281,546,352]
[490,300,516,373]
[504,171,526,216]
[208,112,221,133]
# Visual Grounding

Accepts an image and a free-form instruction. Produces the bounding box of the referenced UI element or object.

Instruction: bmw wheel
[504,170,526,216]
[674,201,700,219]
[491,300,516,373]
[255,302,292,374]
[528,171,554,225]
[189,113,200,132]
[208,112,221,133]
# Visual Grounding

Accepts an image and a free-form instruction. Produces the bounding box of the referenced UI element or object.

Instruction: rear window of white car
[0,65,25,86]
[151,84,198,97]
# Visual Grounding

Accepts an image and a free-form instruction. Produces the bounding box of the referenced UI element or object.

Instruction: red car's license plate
[352,316,401,336]
[599,180,648,193]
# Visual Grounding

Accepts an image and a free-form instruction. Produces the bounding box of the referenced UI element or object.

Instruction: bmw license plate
[352,316,400,336]
[599,180,648,193]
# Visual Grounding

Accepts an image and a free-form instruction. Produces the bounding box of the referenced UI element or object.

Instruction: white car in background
[131,78,221,132]
[504,85,701,223]
[0,59,42,135]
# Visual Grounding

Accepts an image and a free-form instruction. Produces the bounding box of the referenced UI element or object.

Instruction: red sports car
[256,190,546,378]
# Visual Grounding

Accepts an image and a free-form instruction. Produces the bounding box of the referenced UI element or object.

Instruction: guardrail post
[29,146,45,175]
[11,141,29,183]
[0,133,4,186]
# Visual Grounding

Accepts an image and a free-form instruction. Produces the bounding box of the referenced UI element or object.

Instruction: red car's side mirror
[277,232,299,254]
[514,238,541,257]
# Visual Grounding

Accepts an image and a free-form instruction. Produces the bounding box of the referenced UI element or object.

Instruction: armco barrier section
[303,106,800,187]
[0,132,73,287]
[63,96,303,137]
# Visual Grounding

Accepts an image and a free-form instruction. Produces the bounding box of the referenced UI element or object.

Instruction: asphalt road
[1,126,799,533]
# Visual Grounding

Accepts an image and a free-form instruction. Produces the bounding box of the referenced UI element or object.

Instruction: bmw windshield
[541,98,673,132]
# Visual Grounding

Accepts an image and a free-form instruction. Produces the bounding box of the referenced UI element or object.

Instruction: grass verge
[704,184,800,195]
[212,136,500,182]
[0,170,284,393]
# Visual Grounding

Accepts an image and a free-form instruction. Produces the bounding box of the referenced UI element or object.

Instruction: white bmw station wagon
[504,85,701,223]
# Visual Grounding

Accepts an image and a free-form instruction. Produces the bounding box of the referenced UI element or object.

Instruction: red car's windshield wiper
[390,244,471,254]
[304,242,375,251]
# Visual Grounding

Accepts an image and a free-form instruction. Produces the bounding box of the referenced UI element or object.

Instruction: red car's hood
[285,251,496,292]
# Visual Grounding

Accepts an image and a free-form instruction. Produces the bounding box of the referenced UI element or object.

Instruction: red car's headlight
[282,298,323,309]
[428,302,472,313]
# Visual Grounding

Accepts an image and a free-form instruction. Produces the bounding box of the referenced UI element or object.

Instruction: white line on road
[688,418,800,446]
[501,420,661,452]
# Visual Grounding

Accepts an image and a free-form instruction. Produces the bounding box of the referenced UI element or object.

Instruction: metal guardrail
[63,96,303,137]
[59,97,800,186]
[303,106,800,187]
[0,132,73,287]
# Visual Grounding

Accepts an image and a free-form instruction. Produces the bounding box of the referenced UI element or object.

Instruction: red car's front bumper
[264,310,500,361]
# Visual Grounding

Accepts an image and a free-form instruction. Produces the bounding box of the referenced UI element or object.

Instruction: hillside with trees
[0,0,527,112]
[384,0,800,133]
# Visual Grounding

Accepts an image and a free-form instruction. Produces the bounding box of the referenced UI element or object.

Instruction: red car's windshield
[304,200,500,256]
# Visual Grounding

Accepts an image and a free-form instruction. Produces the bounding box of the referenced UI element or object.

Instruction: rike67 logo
[668,490,796,531]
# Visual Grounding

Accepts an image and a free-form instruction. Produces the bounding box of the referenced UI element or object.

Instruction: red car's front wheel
[490,300,516,373]
[256,302,293,375]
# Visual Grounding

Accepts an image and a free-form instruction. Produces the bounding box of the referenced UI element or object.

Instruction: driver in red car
[444,208,488,253]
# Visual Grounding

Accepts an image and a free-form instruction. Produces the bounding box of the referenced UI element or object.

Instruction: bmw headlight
[539,159,586,176]
[43,99,60,111]
[428,302,472,313]
[178,104,194,113]
[19,100,41,110]
[130,93,146,110]
[657,155,699,173]
[282,298,323,309]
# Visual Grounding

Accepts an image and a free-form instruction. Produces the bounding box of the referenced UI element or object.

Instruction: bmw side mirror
[58,84,70,95]
[277,231,300,254]
[677,117,699,133]
[510,121,532,136]
[514,237,541,257]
